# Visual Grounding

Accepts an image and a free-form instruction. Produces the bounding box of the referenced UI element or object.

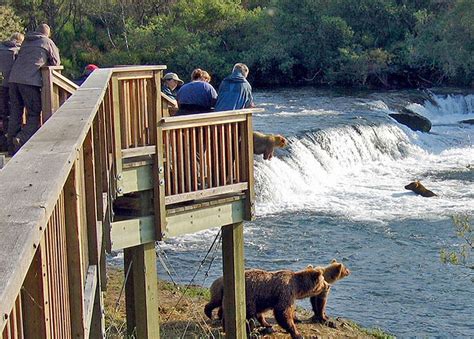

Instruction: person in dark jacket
[0,32,24,151]
[215,63,254,111]
[176,68,218,115]
[8,23,60,154]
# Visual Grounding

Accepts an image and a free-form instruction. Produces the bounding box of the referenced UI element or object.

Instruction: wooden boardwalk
[0,66,260,338]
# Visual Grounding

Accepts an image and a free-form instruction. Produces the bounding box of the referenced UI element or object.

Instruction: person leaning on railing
[7,23,60,155]
[0,32,24,152]
[176,68,218,116]
[214,63,255,111]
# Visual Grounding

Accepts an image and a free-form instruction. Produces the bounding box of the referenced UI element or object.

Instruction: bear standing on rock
[205,266,329,339]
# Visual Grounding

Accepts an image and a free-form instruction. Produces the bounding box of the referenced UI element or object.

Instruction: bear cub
[310,259,351,323]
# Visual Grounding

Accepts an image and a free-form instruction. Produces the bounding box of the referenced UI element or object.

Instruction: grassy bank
[104,267,393,338]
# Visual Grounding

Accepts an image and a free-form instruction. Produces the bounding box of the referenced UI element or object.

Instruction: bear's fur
[253,131,288,160]
[310,259,351,323]
[404,181,437,197]
[204,266,329,339]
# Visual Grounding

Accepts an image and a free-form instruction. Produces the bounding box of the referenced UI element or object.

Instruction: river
[117,88,474,336]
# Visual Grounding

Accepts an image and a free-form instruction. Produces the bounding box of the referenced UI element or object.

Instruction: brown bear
[204,266,329,339]
[253,131,288,160]
[310,259,351,323]
[404,181,437,197]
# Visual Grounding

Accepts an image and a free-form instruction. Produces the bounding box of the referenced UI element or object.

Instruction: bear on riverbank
[310,259,351,323]
[204,266,329,339]
[404,181,437,197]
[253,131,288,160]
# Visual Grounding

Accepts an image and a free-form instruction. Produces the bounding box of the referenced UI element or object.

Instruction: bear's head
[405,181,420,190]
[323,259,351,284]
[274,135,288,148]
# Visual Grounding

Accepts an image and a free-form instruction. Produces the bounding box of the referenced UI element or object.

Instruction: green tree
[0,5,24,41]
[441,215,473,270]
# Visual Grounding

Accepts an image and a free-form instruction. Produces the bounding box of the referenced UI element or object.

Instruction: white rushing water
[254,93,474,222]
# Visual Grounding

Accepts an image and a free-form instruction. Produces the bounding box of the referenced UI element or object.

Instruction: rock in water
[389,108,432,132]
[459,119,474,125]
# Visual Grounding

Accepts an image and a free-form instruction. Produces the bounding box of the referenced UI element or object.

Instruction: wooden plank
[191,128,198,191]
[222,222,246,339]
[171,130,178,195]
[206,126,212,188]
[241,116,255,220]
[159,108,263,130]
[177,129,185,193]
[64,168,85,338]
[212,125,219,187]
[122,164,153,194]
[111,65,166,73]
[226,124,233,184]
[115,71,154,81]
[233,123,240,182]
[110,217,155,251]
[165,182,248,205]
[184,129,191,192]
[198,127,205,191]
[83,265,98,339]
[110,198,245,246]
[164,131,171,196]
[220,124,226,185]
[122,146,156,159]
[164,199,245,238]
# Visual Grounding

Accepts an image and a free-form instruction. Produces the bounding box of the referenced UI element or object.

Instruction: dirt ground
[104,268,392,338]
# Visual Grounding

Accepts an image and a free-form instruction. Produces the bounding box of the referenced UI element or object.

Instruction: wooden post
[83,129,105,337]
[41,67,54,123]
[241,114,255,221]
[111,75,124,196]
[152,71,167,240]
[124,243,160,339]
[222,222,246,339]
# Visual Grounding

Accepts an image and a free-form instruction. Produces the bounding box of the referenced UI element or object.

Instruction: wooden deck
[0,65,260,338]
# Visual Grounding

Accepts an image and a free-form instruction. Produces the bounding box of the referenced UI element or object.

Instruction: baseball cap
[163,72,184,85]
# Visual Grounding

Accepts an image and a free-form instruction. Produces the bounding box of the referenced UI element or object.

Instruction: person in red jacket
[7,23,60,155]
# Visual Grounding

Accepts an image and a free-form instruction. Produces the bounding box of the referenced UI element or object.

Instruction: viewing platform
[0,66,260,338]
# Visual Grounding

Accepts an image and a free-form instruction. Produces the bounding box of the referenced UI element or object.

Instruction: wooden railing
[161,111,254,205]
[41,66,78,122]
[0,66,165,338]
[0,64,259,338]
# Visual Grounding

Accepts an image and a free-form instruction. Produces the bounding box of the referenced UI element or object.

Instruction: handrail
[0,63,255,338]
[0,66,166,337]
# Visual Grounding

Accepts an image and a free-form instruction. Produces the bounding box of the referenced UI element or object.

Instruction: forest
[0,0,473,88]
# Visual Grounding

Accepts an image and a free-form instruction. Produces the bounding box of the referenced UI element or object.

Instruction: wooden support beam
[222,222,246,339]
[110,198,246,249]
[124,243,160,339]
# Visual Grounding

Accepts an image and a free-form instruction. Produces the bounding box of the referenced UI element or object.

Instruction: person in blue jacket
[215,63,255,111]
[176,68,217,115]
